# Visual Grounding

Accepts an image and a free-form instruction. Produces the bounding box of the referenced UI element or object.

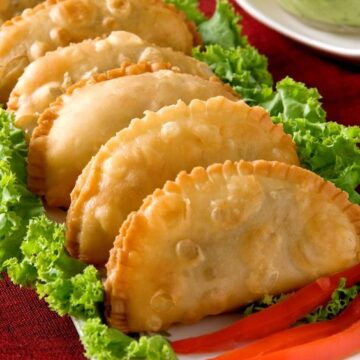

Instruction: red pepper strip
[245,317,360,360]
[172,262,360,354]
[211,295,360,360]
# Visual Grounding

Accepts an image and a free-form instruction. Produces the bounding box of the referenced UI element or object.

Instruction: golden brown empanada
[8,31,212,138]
[104,160,360,333]
[66,97,299,266]
[28,68,237,209]
[0,0,42,24]
[0,0,197,103]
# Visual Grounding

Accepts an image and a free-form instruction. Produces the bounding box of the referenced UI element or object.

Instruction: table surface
[1,1,359,359]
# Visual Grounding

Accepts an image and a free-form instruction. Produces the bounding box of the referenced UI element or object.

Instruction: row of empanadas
[65,97,299,266]
[27,70,238,209]
[0,0,197,102]
[105,160,360,333]
[9,31,213,137]
[5,0,358,338]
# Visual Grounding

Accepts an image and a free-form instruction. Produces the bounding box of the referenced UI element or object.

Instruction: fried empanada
[28,68,237,209]
[104,160,360,333]
[0,0,42,24]
[8,31,212,137]
[0,0,197,103]
[65,97,299,266]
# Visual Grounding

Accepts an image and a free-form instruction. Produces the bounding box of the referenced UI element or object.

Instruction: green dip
[278,0,360,30]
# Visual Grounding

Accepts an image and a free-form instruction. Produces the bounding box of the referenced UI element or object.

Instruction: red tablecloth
[1,1,359,359]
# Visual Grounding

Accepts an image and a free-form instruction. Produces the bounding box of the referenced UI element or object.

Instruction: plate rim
[236,0,360,59]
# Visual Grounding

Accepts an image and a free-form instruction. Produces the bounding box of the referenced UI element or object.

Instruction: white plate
[73,313,360,359]
[236,0,360,61]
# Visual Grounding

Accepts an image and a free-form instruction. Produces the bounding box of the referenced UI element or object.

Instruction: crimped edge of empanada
[65,97,294,261]
[104,160,360,332]
[27,61,179,201]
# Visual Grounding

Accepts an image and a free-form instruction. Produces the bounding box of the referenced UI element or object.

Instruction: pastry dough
[8,31,212,138]
[65,97,299,266]
[104,160,360,333]
[28,68,237,209]
[0,0,197,103]
[0,0,42,24]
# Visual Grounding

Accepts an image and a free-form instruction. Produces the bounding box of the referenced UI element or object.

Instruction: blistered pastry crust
[28,68,236,210]
[105,160,360,333]
[8,31,212,137]
[27,61,175,200]
[66,96,298,266]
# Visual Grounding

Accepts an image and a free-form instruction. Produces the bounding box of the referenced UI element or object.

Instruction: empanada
[0,0,197,103]
[65,97,299,266]
[0,0,42,24]
[8,31,212,137]
[28,68,238,209]
[104,160,360,333]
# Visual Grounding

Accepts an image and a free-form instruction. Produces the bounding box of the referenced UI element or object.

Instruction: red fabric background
[1,1,359,359]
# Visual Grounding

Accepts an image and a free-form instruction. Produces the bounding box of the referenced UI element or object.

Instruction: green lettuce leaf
[262,77,326,123]
[272,115,360,204]
[198,0,248,48]
[82,319,176,360]
[266,79,360,204]
[5,216,103,318]
[0,109,43,271]
[126,335,177,360]
[82,318,134,360]
[193,44,273,104]
[164,0,205,25]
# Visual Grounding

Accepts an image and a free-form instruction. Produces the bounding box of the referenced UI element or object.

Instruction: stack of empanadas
[2,0,359,335]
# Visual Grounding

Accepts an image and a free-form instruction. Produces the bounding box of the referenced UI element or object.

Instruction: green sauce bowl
[278,0,360,33]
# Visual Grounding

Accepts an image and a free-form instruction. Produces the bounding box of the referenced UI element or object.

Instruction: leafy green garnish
[303,278,360,324]
[266,78,360,205]
[198,0,248,48]
[5,216,103,318]
[273,116,360,204]
[126,336,177,360]
[82,318,176,360]
[0,109,43,271]
[193,44,272,104]
[263,77,326,123]
[164,0,205,25]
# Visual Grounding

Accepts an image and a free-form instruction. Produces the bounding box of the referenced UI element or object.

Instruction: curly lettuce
[269,79,360,205]
[263,77,326,123]
[82,319,176,360]
[0,109,43,271]
[193,44,272,104]
[5,216,103,318]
